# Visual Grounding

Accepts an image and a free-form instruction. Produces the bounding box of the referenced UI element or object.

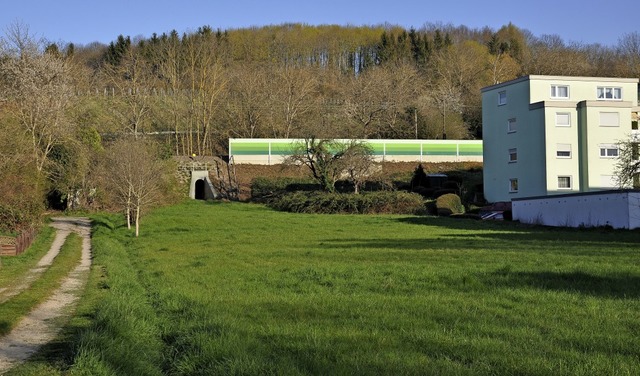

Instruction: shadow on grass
[395,216,640,245]
[488,270,640,299]
[89,216,116,231]
[0,320,9,336]
[316,236,637,258]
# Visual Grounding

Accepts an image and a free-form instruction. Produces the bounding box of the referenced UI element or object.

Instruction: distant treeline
[45,23,638,155]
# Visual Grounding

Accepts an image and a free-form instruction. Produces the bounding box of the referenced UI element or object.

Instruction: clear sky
[1,0,636,47]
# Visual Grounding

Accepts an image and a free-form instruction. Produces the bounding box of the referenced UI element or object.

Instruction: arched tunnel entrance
[195,179,206,200]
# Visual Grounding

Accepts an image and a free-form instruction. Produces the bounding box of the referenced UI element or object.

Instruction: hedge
[267,191,426,215]
[250,177,319,202]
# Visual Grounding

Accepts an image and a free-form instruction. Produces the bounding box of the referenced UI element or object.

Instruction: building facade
[482,75,640,202]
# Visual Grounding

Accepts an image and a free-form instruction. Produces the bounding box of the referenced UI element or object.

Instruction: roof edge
[481,75,640,93]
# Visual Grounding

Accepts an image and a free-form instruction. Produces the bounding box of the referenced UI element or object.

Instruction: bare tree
[616,32,640,78]
[104,138,163,237]
[183,28,227,155]
[341,68,388,138]
[265,66,319,138]
[341,141,375,194]
[0,22,74,175]
[223,65,268,138]
[102,47,155,139]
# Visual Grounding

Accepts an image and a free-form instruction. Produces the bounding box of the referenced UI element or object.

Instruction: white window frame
[498,91,507,106]
[599,144,619,158]
[551,85,569,99]
[555,112,571,127]
[599,112,620,127]
[507,118,517,133]
[597,86,622,100]
[556,144,572,159]
[558,176,572,190]
[508,148,517,163]
[509,178,518,193]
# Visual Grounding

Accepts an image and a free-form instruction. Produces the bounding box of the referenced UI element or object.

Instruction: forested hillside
[1,21,639,228]
[18,23,640,148]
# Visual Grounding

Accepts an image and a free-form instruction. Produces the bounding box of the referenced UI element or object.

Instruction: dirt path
[0,224,71,305]
[0,217,92,374]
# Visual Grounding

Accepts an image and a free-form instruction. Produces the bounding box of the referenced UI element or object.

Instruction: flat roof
[512,189,640,202]
[481,75,640,93]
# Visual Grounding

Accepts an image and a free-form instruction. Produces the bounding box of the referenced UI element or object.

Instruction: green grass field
[10,200,640,375]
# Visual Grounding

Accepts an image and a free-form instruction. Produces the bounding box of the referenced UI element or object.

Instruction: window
[556,112,571,127]
[509,178,518,193]
[599,112,620,127]
[508,148,517,162]
[507,118,517,133]
[551,85,569,99]
[556,144,572,158]
[558,176,572,189]
[498,91,507,105]
[599,145,619,157]
[597,86,622,100]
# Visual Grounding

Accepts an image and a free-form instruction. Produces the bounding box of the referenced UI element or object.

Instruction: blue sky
[1,0,636,47]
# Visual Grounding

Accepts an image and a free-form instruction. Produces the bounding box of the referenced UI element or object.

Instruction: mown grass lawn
[24,200,640,375]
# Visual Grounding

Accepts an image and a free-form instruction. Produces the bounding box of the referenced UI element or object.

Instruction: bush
[268,191,426,215]
[250,177,318,202]
[435,193,465,216]
[410,164,429,189]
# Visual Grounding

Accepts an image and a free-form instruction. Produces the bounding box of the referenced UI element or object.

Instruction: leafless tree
[616,32,640,78]
[341,141,376,194]
[0,21,75,175]
[102,47,156,139]
[104,138,163,237]
[265,66,319,138]
[183,29,227,155]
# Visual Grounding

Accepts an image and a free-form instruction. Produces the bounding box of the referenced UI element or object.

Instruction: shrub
[410,164,429,189]
[412,186,435,199]
[250,177,318,201]
[268,191,426,215]
[433,189,456,198]
[442,181,460,190]
[435,193,465,216]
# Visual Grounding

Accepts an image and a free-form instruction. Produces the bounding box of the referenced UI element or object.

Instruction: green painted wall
[229,139,482,157]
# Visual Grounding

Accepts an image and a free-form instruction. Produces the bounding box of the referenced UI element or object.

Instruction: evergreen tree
[105,35,131,66]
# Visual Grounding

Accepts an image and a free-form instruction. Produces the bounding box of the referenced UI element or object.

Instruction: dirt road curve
[0,217,92,374]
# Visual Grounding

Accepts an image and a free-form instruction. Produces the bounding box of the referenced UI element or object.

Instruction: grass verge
[0,226,55,289]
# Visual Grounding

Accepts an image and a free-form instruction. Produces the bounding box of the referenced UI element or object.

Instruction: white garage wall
[513,191,640,229]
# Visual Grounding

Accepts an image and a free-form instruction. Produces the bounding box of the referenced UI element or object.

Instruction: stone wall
[174,156,238,200]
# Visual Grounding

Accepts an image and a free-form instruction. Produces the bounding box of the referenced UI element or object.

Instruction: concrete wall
[229,138,482,165]
[512,190,640,229]
[189,170,218,200]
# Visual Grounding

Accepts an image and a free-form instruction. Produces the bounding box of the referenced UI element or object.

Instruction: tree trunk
[135,204,140,237]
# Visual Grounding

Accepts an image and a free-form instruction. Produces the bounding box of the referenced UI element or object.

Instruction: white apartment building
[481,75,640,203]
